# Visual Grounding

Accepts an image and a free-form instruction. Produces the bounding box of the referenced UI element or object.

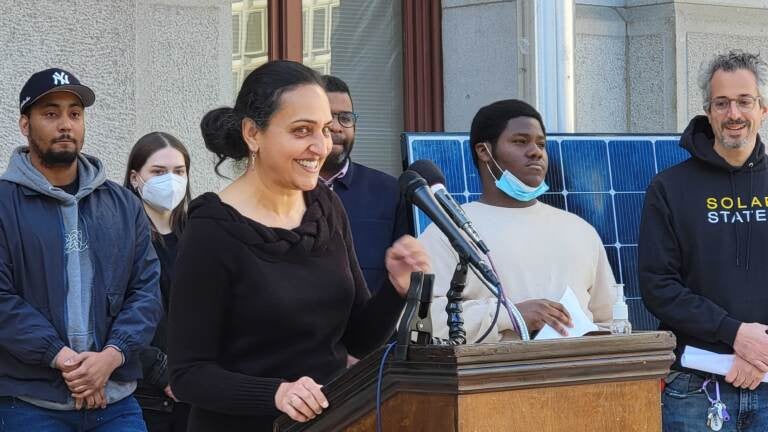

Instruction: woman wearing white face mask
[123,132,191,432]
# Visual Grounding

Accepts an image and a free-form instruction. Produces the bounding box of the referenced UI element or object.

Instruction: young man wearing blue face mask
[420,99,615,342]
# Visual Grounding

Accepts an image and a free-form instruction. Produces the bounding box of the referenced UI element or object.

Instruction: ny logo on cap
[52,71,70,86]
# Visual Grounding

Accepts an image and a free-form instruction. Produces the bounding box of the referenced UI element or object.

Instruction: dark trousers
[142,402,189,432]
[137,393,190,432]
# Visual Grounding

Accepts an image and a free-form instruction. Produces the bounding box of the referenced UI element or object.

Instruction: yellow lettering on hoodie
[721,197,734,209]
[752,197,763,208]
[737,197,748,209]
[707,197,718,210]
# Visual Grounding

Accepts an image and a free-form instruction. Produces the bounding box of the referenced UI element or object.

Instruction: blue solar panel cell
[561,140,611,192]
[655,139,689,172]
[609,140,656,191]
[614,193,644,244]
[566,193,616,245]
[410,139,466,193]
[628,298,659,330]
[605,245,620,283]
[462,140,483,194]
[619,246,640,299]
[545,140,564,193]
[452,193,467,204]
[404,133,680,331]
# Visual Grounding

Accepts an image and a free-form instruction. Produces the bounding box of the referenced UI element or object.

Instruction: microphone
[399,170,500,288]
[407,160,490,254]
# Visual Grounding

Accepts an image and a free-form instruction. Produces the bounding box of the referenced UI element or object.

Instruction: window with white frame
[302,0,339,76]
[232,0,269,101]
[301,0,404,176]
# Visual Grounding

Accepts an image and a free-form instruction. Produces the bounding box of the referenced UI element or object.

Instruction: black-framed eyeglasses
[706,95,762,113]
[332,111,358,128]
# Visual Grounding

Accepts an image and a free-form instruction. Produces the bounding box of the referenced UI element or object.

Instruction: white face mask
[136,173,187,212]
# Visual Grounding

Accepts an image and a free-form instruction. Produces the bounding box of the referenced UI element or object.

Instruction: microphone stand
[440,249,531,344]
[445,258,468,345]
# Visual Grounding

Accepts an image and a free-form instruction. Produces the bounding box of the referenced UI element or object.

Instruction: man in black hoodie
[640,50,768,431]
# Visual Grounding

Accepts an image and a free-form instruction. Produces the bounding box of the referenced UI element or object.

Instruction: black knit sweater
[168,185,405,431]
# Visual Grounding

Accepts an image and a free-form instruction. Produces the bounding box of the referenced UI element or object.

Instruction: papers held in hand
[682,346,768,382]
[534,286,599,340]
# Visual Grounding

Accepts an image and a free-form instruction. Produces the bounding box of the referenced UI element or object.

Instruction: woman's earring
[250,150,257,168]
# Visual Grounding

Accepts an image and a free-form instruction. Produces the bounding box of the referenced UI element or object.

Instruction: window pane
[232,0,268,102]
[311,8,327,51]
[301,0,404,176]
[302,10,310,56]
[244,10,264,53]
[232,70,239,101]
[232,14,240,56]
[331,5,339,33]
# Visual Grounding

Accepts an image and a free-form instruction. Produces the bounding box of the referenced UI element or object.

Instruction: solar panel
[402,133,687,331]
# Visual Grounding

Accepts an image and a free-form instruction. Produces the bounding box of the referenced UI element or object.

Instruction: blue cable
[376,342,397,432]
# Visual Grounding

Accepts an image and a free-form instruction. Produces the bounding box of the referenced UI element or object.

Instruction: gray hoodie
[2,147,135,409]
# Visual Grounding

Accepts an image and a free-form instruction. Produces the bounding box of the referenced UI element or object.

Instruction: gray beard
[718,121,753,150]
[721,137,749,150]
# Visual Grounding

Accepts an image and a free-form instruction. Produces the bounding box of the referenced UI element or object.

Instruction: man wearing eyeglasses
[320,75,409,296]
[639,50,768,431]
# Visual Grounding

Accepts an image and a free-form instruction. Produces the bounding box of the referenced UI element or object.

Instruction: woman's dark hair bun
[200,107,248,174]
[200,61,322,177]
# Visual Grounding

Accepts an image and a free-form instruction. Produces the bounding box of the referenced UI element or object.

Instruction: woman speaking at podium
[167,60,429,432]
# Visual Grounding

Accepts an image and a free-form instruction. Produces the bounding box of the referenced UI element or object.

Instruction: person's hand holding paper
[535,286,599,340]
[682,346,768,387]
[515,298,573,336]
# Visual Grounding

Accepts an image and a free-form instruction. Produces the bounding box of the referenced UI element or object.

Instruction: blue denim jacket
[0,178,162,403]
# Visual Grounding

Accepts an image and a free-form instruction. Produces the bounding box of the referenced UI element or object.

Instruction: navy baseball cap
[19,68,95,114]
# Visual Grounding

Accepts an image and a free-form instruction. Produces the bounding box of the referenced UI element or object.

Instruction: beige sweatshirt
[419,200,616,343]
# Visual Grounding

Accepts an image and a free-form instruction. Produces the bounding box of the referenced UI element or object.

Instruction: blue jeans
[663,371,768,431]
[0,395,147,432]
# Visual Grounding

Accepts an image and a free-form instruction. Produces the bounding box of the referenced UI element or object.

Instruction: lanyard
[702,377,731,422]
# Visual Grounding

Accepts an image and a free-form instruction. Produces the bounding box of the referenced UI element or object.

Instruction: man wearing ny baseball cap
[0,68,161,430]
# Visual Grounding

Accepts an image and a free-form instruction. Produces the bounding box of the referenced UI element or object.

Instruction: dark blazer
[331,161,410,293]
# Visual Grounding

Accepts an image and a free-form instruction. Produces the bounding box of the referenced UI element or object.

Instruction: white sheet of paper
[681,346,768,382]
[534,286,599,340]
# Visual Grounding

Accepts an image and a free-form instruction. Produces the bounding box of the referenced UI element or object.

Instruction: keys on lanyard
[703,377,731,431]
[707,403,724,431]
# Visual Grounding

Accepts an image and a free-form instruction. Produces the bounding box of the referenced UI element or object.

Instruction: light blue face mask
[483,143,549,202]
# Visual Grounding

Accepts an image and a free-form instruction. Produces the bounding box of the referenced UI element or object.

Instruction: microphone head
[407,160,446,186]
[398,170,428,201]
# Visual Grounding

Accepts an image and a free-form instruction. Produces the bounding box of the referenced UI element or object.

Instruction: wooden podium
[274,332,675,432]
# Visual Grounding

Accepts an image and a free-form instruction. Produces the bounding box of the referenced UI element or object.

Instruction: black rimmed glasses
[332,111,358,128]
[706,95,762,113]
